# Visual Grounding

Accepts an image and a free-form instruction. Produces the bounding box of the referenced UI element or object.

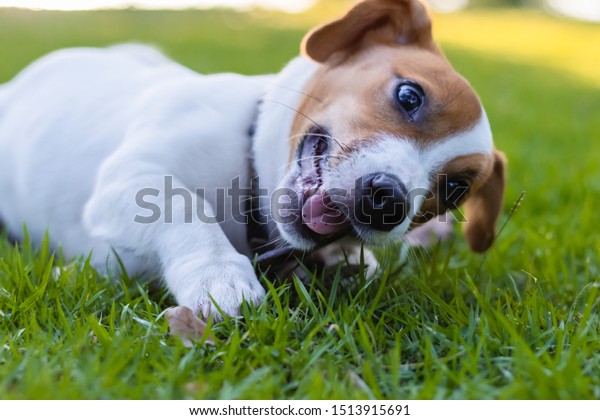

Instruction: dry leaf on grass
[166,306,215,347]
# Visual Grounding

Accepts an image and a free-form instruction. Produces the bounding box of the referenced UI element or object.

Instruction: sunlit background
[0,0,599,21]
[0,0,316,13]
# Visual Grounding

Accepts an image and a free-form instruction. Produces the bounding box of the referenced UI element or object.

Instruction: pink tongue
[302,193,346,236]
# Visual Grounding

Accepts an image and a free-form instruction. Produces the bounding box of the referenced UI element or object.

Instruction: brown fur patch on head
[415,153,495,223]
[290,0,483,162]
[288,45,483,163]
[412,151,507,253]
[462,150,507,252]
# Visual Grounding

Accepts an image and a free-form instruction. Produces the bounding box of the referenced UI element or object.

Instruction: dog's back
[0,47,169,251]
[0,45,268,279]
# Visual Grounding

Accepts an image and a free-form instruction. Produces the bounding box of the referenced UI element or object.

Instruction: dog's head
[255,0,506,253]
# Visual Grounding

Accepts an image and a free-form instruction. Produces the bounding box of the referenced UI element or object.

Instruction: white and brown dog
[0,0,505,318]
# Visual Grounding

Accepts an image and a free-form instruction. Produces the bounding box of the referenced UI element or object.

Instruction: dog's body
[0,0,505,318]
[0,45,271,316]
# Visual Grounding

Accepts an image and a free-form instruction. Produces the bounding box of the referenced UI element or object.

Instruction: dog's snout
[355,173,408,232]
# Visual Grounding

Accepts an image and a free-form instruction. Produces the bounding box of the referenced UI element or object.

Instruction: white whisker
[263,98,351,153]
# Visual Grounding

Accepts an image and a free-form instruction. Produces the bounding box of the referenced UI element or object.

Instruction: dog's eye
[397,83,424,117]
[442,179,470,209]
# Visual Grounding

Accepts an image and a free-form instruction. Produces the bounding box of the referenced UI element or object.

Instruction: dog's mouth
[297,127,350,239]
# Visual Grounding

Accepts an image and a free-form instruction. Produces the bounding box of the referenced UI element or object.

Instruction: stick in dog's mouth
[254,227,352,271]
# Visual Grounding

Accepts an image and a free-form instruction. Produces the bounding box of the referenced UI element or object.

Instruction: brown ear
[463,151,507,253]
[302,0,437,63]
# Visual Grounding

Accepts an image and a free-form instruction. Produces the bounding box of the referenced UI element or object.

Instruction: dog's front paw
[165,254,265,320]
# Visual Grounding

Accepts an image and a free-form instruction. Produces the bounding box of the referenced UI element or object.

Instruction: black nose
[355,173,408,231]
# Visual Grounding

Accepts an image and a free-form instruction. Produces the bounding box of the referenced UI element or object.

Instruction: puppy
[0,0,505,319]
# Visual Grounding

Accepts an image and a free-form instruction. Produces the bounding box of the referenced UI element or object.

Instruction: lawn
[1,6,599,399]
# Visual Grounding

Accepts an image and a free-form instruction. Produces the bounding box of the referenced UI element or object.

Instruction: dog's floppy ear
[302,0,437,63]
[462,151,507,253]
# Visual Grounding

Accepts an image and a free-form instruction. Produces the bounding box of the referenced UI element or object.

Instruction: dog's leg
[83,160,265,319]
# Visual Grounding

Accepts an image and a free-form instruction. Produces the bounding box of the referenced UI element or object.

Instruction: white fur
[252,56,319,236]
[422,111,494,169]
[253,57,319,193]
[0,46,268,318]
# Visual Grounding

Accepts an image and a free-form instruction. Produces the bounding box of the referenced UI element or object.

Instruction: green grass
[1,7,600,399]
